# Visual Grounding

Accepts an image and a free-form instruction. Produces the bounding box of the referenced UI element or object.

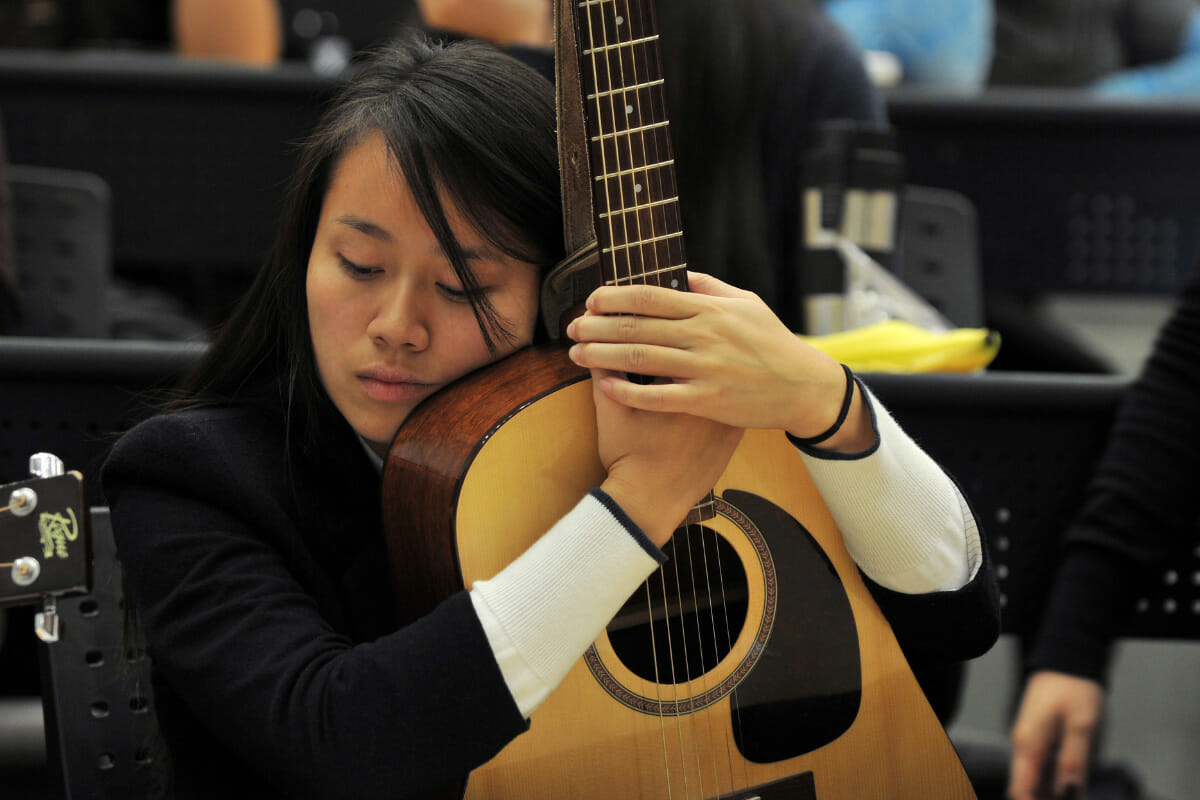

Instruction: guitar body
[383,345,976,800]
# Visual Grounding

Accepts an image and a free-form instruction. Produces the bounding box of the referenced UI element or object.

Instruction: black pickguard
[723,489,862,764]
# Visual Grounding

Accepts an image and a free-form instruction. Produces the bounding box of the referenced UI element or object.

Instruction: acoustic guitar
[382,1,977,798]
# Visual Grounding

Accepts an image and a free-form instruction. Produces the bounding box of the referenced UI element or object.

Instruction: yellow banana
[800,320,1001,373]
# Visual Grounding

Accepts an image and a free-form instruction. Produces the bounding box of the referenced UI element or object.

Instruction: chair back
[39,507,163,800]
[0,336,205,505]
[9,165,112,338]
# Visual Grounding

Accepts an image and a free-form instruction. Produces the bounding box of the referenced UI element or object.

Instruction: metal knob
[11,557,40,587]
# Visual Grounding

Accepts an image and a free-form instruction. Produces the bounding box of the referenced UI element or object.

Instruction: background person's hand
[1008,670,1105,800]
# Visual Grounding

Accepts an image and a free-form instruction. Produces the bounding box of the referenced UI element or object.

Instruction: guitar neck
[572,0,688,292]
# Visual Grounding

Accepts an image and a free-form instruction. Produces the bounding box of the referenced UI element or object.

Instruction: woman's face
[306,131,542,456]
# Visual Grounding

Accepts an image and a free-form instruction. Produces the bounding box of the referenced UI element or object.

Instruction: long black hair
[168,34,563,461]
[654,0,872,329]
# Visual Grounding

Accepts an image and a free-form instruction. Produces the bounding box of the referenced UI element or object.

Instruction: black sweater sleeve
[103,410,528,800]
[1026,268,1200,682]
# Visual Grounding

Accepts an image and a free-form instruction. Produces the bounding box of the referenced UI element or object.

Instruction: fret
[593,159,677,196]
[598,196,678,218]
[593,193,682,249]
[578,0,658,41]
[585,50,664,96]
[582,34,659,57]
[591,91,668,145]
[594,159,675,182]
[593,126,672,177]
[602,231,684,255]
[590,120,669,143]
[587,78,665,101]
[602,264,688,286]
[572,0,687,289]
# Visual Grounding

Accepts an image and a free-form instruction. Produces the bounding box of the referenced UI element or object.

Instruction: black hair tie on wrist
[794,363,855,446]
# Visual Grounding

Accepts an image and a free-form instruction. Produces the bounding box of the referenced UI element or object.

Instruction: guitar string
[637,0,740,795]
[680,515,727,796]
[643,580,675,798]
[637,0,742,794]
[697,509,746,793]
[605,3,699,795]
[624,2,723,797]
[711,520,752,792]
[582,0,621,290]
[656,543,692,798]
[582,2,674,793]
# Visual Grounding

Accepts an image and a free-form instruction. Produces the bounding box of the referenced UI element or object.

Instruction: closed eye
[338,254,381,279]
[437,283,483,303]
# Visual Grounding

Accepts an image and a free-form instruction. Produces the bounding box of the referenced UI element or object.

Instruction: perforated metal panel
[0,337,204,505]
[39,508,163,799]
[889,89,1200,297]
[866,371,1200,641]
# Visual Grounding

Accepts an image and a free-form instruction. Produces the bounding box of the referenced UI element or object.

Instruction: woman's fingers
[583,281,706,319]
[570,341,698,391]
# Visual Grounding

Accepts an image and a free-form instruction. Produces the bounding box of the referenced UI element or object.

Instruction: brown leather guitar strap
[540,0,602,341]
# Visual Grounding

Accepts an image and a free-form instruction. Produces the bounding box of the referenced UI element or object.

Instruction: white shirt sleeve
[795,382,983,594]
[469,490,663,718]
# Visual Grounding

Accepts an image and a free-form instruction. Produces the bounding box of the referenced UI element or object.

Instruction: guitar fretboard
[574,0,688,291]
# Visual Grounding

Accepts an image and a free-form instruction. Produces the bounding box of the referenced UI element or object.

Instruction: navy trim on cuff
[589,487,669,564]
[787,376,881,461]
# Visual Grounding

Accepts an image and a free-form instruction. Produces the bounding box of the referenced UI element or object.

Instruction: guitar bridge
[715,771,817,800]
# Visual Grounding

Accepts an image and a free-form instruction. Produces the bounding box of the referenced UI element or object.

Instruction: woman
[104,35,998,798]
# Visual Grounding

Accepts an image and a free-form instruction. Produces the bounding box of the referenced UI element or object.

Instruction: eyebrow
[335,214,504,263]
[335,215,393,242]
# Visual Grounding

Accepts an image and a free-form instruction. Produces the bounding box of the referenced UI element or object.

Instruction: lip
[356,369,436,404]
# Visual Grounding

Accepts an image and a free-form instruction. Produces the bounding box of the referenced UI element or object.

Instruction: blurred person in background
[822,0,995,90]
[1006,266,1200,800]
[990,0,1200,98]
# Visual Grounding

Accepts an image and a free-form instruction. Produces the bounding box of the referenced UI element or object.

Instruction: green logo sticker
[39,508,79,559]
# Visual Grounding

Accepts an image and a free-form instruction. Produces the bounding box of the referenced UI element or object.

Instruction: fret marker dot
[616,16,625,25]
[634,183,643,193]
[626,105,634,115]
[671,278,680,288]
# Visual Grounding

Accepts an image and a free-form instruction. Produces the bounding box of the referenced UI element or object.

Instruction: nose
[367,281,429,351]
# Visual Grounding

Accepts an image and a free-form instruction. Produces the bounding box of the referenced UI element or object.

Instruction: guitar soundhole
[606,525,748,684]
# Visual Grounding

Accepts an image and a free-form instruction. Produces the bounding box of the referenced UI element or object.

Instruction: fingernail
[565,320,577,340]
[568,344,580,362]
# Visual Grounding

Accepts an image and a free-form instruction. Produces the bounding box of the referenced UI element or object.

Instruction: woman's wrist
[814,378,874,453]
[787,365,874,454]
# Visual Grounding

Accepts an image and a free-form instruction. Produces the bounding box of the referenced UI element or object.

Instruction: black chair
[37,507,162,800]
[8,165,112,338]
[887,89,1200,298]
[864,371,1198,642]
[0,337,203,797]
[0,336,206,505]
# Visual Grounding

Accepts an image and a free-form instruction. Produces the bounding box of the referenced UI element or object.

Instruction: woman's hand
[1008,670,1105,800]
[567,272,872,451]
[591,364,743,548]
